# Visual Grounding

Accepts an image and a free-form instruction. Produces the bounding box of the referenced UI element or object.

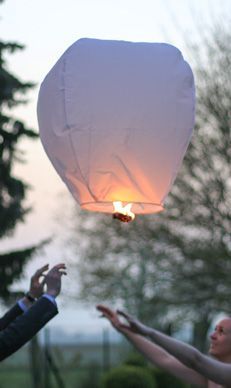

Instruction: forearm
[0,297,58,361]
[147,327,202,370]
[18,294,56,313]
[0,304,23,331]
[122,330,206,386]
[18,297,34,310]
[124,330,173,368]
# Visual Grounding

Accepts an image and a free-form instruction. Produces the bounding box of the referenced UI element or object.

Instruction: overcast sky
[0,0,230,332]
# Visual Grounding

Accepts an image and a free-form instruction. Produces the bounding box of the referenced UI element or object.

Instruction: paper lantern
[37,38,195,221]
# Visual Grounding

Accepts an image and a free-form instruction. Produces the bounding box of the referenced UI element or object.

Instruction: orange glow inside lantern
[113,201,135,223]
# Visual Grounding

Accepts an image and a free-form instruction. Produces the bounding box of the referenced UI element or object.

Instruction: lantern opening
[112,201,135,223]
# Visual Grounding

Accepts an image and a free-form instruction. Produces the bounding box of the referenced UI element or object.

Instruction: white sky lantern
[37,38,195,222]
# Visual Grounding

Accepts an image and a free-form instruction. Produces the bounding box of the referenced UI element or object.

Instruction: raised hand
[29,264,49,299]
[117,310,151,336]
[96,305,130,333]
[45,263,67,298]
[97,305,152,338]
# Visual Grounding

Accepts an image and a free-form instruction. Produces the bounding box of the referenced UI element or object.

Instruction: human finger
[59,270,67,276]
[119,323,133,331]
[117,310,133,321]
[34,264,49,276]
[50,263,66,271]
[31,268,48,284]
[38,263,49,272]
[45,271,67,282]
[96,309,112,320]
[96,305,114,319]
[55,267,67,275]
[47,267,67,277]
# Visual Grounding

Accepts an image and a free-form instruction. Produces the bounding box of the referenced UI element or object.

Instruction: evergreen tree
[0,2,38,300]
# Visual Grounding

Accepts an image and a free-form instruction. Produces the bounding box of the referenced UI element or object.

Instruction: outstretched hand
[29,264,49,299]
[96,305,128,332]
[117,310,151,337]
[96,305,151,337]
[45,263,67,298]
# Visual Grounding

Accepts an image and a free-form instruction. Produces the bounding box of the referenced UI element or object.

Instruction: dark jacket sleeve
[0,297,58,361]
[0,304,23,331]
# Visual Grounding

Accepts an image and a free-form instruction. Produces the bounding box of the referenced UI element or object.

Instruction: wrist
[25,291,37,303]
[43,293,57,307]
[20,297,33,310]
[46,290,58,298]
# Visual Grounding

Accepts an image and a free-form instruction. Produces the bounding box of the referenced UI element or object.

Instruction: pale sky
[0,0,230,332]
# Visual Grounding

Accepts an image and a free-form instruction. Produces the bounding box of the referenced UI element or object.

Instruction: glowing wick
[113,201,135,222]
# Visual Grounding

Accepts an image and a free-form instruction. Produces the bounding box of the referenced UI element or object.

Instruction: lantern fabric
[37,38,195,215]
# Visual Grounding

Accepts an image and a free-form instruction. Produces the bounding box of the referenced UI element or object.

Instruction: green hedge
[150,368,190,388]
[101,365,157,388]
[123,352,148,368]
[101,351,189,388]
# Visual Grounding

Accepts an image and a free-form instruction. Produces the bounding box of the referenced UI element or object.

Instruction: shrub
[151,368,190,388]
[101,365,157,388]
[123,352,147,368]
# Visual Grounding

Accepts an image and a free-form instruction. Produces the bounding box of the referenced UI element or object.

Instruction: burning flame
[113,201,135,222]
